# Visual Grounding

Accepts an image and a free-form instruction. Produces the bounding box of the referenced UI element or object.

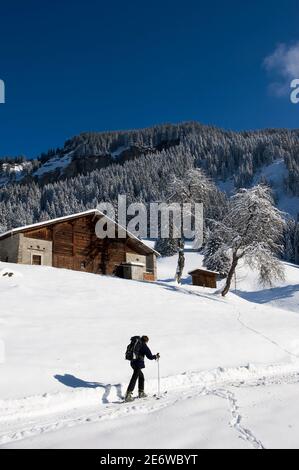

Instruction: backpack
[125,336,142,361]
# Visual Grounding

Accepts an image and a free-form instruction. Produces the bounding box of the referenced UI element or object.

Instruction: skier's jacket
[131,340,157,369]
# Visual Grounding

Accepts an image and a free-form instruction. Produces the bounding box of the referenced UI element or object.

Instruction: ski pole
[157,357,160,398]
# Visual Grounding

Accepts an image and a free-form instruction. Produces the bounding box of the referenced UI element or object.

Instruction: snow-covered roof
[121,262,146,267]
[188,268,219,275]
[0,209,160,256]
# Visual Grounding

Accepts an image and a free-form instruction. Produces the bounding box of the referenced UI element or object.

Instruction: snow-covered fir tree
[283,218,296,263]
[154,234,179,257]
[202,232,231,277]
[294,221,299,265]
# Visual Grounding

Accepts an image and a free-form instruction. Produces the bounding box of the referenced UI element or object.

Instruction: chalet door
[32,254,42,265]
[115,264,124,278]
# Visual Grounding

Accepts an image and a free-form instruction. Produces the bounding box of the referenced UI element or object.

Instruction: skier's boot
[138,390,147,399]
[124,391,134,402]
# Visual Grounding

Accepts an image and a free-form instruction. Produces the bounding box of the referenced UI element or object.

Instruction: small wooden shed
[188,268,218,288]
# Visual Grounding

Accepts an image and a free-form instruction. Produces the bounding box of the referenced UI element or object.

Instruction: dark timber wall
[22,214,149,275]
[189,269,217,288]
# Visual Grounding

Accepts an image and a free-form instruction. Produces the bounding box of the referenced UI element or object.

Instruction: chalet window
[32,255,42,266]
[146,257,154,273]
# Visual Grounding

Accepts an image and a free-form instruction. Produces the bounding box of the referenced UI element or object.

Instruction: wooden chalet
[0,209,159,281]
[188,268,218,288]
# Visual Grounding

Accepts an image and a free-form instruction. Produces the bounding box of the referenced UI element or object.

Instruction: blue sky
[0,0,299,158]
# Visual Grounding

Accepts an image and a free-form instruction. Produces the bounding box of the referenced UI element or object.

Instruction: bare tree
[206,185,285,296]
[167,168,214,283]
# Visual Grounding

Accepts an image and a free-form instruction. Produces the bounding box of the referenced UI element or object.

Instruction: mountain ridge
[0,121,299,237]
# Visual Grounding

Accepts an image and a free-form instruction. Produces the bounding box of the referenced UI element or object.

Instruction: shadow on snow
[54,374,123,403]
[234,284,299,305]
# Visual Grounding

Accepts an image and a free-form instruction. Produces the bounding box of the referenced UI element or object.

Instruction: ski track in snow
[236,311,299,360]
[2,363,299,448]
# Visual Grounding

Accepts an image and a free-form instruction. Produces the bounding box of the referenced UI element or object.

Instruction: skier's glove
[156,353,160,360]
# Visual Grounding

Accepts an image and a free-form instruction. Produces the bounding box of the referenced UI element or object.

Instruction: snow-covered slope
[111,145,130,158]
[0,254,299,448]
[32,152,73,178]
[218,158,299,218]
[0,161,32,187]
[253,159,299,217]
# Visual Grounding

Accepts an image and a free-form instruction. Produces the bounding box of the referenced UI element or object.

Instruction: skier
[125,335,160,402]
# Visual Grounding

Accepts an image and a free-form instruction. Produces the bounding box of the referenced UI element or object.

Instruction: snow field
[0,252,299,448]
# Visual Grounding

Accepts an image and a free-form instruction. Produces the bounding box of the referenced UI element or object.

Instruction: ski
[153,391,168,400]
[122,391,167,404]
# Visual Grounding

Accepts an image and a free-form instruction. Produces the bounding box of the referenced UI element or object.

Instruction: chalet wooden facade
[188,268,218,288]
[0,209,158,281]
